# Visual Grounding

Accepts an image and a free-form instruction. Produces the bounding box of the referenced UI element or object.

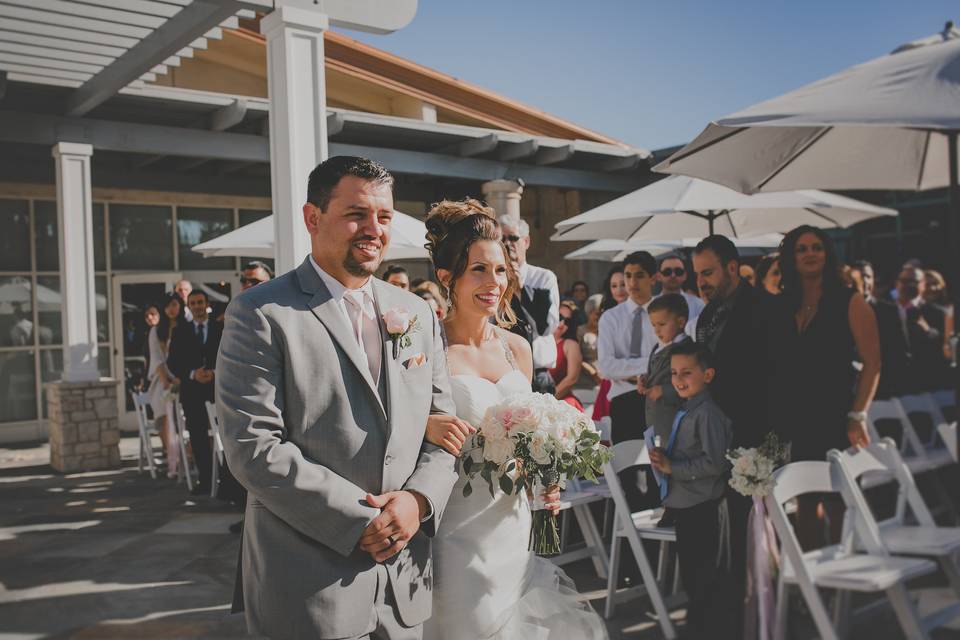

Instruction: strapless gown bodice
[423,371,607,640]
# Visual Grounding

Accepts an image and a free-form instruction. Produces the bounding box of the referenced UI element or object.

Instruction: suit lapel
[372,279,401,432]
[296,259,387,420]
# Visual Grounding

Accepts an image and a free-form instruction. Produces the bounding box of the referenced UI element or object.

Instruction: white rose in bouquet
[529,431,553,465]
[482,436,514,465]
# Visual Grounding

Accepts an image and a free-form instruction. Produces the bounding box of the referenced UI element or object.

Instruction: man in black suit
[851,261,910,398]
[167,288,223,494]
[692,235,771,635]
[896,266,949,392]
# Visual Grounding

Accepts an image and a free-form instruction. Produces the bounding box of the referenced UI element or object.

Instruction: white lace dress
[424,363,608,640]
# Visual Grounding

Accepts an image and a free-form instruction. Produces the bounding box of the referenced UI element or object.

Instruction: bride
[421,199,607,640]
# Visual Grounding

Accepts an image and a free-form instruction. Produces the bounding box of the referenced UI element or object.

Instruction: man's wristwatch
[847,410,867,422]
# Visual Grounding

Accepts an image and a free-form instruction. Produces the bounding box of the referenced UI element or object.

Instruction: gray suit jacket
[645,335,692,440]
[216,258,458,639]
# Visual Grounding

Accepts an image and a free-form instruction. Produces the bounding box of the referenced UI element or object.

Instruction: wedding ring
[386,535,396,547]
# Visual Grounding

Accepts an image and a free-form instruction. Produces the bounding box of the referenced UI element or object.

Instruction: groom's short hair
[307,156,394,211]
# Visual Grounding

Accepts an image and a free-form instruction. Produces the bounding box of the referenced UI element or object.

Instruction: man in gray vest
[217,156,457,639]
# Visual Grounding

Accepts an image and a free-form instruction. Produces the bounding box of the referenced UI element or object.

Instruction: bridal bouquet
[456,392,611,556]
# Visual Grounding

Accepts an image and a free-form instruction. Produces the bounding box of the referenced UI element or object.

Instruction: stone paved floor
[0,437,958,639]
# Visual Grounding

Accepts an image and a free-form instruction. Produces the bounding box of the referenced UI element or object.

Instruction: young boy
[649,342,732,639]
[638,293,692,445]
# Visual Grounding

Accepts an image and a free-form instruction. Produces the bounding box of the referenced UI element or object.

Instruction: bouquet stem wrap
[744,496,780,640]
[530,470,561,556]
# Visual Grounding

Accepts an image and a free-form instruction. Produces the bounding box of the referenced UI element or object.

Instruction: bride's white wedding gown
[424,365,608,640]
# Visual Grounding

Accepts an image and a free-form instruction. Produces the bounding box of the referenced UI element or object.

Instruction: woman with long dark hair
[148,293,186,477]
[754,252,781,297]
[549,301,585,410]
[599,264,627,312]
[768,225,880,547]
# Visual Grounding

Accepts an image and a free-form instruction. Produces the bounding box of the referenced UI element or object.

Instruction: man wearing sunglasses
[658,254,704,334]
[241,261,274,291]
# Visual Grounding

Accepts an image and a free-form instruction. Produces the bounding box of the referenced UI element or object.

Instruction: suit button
[385,454,394,465]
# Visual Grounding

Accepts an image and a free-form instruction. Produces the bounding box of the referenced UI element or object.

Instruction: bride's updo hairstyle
[424,199,519,328]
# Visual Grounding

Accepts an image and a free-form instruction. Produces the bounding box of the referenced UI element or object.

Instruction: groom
[217,156,458,639]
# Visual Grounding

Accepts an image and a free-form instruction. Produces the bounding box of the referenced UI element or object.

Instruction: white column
[262,6,329,276]
[482,179,524,221]
[52,142,99,383]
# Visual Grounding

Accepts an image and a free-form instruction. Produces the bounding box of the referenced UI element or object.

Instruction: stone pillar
[262,6,329,276]
[52,142,98,382]
[47,379,120,473]
[482,179,524,221]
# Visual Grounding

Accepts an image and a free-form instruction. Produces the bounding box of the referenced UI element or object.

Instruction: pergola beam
[534,143,574,166]
[498,139,538,161]
[210,98,247,131]
[442,133,498,157]
[64,0,244,117]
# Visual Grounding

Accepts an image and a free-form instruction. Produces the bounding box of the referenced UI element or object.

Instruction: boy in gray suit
[638,293,692,444]
[649,342,732,639]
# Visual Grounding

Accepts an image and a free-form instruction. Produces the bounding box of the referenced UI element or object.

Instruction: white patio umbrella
[192,211,430,261]
[551,175,895,242]
[564,234,784,262]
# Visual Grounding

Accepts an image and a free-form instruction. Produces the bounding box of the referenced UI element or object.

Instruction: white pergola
[0,0,419,382]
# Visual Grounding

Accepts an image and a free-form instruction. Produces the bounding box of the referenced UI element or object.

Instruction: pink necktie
[345,291,381,383]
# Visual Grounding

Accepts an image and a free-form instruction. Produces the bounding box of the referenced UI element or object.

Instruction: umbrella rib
[626,215,655,243]
[722,210,739,238]
[756,126,833,191]
[916,130,932,191]
[663,127,746,164]
[802,207,841,228]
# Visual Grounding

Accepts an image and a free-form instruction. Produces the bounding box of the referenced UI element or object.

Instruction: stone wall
[47,379,120,473]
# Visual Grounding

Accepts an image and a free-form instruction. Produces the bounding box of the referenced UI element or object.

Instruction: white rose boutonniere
[383,307,420,359]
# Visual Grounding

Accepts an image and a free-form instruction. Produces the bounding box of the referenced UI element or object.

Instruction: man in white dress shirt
[499,216,560,392]
[658,253,705,336]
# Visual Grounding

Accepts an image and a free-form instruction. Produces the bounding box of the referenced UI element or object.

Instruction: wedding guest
[241,261,273,291]
[768,226,879,550]
[924,269,955,364]
[600,264,628,313]
[382,264,410,290]
[692,234,770,635]
[640,293,692,441]
[897,266,949,391]
[175,279,194,322]
[167,289,223,495]
[549,301,585,411]
[649,342,732,639]
[569,280,590,325]
[500,216,560,393]
[658,253,704,334]
[413,280,447,320]
[598,251,659,512]
[148,294,185,477]
[578,293,603,384]
[739,263,756,287]
[850,260,909,398]
[755,253,781,297]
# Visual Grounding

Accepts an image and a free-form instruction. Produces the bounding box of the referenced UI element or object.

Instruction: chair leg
[605,535,621,619]
[940,555,960,599]
[774,578,788,640]
[177,413,193,493]
[671,550,681,595]
[886,583,930,640]
[210,441,219,498]
[831,589,851,639]
[794,579,840,640]
[574,503,608,579]
[137,426,144,474]
[624,533,677,639]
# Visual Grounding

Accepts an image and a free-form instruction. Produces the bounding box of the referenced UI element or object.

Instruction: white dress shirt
[310,256,382,381]
[598,296,658,400]
[518,262,560,369]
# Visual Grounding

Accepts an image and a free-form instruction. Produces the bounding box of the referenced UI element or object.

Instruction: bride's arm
[426,415,476,455]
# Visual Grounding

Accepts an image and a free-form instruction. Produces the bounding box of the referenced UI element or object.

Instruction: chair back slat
[770,460,837,504]
[899,393,943,446]
[608,439,650,474]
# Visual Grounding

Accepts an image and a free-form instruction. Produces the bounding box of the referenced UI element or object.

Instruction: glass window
[0,276,33,347]
[34,200,58,272]
[0,199,30,272]
[239,209,274,272]
[110,204,173,270]
[96,275,109,342]
[177,207,233,270]
[0,350,37,422]
[93,203,106,271]
[36,276,62,345]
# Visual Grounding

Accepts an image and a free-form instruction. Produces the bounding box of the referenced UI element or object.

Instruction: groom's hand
[359,491,426,562]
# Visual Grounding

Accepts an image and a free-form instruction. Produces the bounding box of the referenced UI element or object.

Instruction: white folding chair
[897,394,955,470]
[602,439,677,639]
[171,400,194,492]
[766,460,938,640]
[932,389,957,422]
[205,401,225,499]
[130,391,157,479]
[831,440,960,620]
[866,399,932,477]
[551,477,611,579]
[595,416,612,444]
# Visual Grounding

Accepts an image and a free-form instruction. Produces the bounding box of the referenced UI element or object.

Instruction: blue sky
[339,0,957,151]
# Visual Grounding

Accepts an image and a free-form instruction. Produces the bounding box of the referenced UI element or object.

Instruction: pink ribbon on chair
[744,496,780,640]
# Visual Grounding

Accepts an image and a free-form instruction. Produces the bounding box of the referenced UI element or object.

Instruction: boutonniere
[383,307,421,359]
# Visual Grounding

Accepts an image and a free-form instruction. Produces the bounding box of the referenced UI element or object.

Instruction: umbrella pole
[708,211,715,235]
[949,131,960,407]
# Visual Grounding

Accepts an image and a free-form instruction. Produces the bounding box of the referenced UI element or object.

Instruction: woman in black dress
[768,226,880,547]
